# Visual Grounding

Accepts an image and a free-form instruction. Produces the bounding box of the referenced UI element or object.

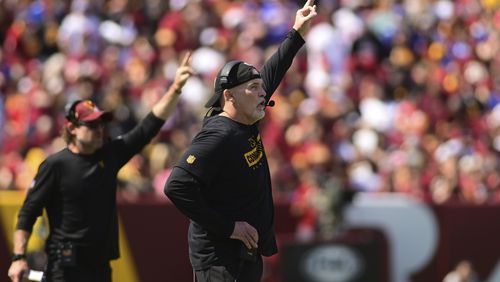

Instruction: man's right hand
[230,221,259,250]
[8,260,28,282]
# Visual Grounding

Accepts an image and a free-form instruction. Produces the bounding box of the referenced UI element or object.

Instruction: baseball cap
[205,61,261,108]
[65,100,112,123]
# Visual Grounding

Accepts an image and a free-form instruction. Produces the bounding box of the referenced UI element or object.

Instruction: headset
[218,60,243,86]
[64,100,82,124]
[218,60,276,108]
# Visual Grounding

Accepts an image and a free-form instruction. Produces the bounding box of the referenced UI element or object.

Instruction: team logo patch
[244,134,263,168]
[186,155,196,164]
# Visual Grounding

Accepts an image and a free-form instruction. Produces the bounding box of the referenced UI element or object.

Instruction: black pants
[195,256,263,282]
[42,260,111,282]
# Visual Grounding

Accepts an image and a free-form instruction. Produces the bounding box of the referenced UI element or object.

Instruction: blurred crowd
[2,0,500,236]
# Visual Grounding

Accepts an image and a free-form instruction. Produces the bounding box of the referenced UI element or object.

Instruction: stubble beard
[253,108,266,123]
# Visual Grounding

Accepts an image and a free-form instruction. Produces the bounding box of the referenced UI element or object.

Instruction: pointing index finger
[303,0,314,8]
[180,51,192,67]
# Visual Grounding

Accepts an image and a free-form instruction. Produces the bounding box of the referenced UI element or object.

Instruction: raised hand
[293,0,317,36]
[172,51,194,93]
[152,51,195,119]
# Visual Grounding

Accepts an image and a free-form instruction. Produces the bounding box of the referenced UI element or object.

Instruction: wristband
[11,253,26,262]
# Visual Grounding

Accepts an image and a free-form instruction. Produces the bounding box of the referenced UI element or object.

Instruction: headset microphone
[266,100,275,107]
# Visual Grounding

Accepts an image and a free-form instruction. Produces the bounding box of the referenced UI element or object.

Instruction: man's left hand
[172,51,194,94]
[293,0,317,36]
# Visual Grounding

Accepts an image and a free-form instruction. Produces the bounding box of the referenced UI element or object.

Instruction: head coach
[164,1,317,281]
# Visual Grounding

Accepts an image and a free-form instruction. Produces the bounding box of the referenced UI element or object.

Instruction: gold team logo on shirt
[186,155,196,164]
[244,134,263,168]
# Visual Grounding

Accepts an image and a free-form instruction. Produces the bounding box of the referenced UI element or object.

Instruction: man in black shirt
[164,2,316,281]
[7,53,193,282]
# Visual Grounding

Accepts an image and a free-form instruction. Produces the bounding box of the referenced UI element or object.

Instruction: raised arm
[110,52,195,166]
[260,1,317,98]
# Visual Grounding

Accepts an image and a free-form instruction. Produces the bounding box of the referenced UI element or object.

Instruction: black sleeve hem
[289,29,306,44]
[141,112,165,137]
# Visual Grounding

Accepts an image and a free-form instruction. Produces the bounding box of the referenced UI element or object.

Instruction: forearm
[261,29,305,96]
[151,85,182,120]
[293,26,306,37]
[293,25,309,38]
[114,112,165,166]
[12,230,30,255]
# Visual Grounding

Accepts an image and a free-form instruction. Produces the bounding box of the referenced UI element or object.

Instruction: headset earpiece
[219,60,242,86]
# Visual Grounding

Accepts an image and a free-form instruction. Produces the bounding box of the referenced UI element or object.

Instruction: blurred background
[1,0,500,281]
